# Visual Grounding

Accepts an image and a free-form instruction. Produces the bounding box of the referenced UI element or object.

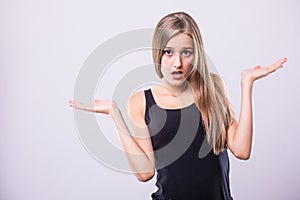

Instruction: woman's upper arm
[226,117,238,153]
[127,91,155,160]
[227,118,251,160]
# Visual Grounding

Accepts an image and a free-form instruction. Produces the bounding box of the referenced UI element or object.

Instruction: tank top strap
[144,89,156,107]
[144,89,156,125]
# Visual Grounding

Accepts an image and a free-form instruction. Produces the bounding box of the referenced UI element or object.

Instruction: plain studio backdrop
[1,0,299,199]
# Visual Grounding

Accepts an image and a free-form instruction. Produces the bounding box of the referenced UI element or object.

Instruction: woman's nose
[172,54,182,68]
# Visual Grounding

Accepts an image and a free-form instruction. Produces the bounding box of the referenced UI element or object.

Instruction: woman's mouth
[171,71,183,79]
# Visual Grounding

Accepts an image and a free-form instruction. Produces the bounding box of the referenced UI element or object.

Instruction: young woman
[69,12,287,200]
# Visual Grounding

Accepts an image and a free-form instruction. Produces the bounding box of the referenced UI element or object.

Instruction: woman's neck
[161,80,193,98]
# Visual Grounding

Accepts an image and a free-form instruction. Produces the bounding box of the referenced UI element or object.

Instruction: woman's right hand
[68,99,116,116]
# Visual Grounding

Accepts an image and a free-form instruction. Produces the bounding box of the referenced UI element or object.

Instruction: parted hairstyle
[152,11,234,155]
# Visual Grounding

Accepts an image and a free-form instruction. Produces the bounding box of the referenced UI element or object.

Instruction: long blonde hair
[152,12,234,155]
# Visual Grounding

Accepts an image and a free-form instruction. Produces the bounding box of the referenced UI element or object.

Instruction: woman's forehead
[165,33,194,49]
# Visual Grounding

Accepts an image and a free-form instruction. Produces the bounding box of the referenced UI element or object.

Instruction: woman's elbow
[234,151,251,160]
[135,171,155,182]
[228,145,251,160]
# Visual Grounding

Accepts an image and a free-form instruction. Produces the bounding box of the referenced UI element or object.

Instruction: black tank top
[144,89,233,200]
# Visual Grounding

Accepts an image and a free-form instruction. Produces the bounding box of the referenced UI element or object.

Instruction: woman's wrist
[109,101,120,120]
[241,71,254,89]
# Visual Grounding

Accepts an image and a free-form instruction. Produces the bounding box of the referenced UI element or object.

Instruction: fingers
[68,99,94,112]
[269,57,287,72]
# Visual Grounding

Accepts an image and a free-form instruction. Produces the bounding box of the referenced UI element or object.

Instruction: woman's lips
[171,71,183,79]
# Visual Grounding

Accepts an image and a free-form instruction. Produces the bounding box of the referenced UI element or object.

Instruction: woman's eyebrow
[164,46,193,49]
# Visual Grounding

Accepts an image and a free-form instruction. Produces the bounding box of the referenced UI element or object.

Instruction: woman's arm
[226,58,287,160]
[69,91,155,181]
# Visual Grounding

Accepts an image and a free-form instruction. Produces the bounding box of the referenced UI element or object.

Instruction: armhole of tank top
[144,90,149,125]
[144,89,155,125]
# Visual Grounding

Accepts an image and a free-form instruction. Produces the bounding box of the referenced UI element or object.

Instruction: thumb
[94,99,101,104]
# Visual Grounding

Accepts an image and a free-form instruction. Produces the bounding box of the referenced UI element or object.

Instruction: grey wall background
[1,0,299,199]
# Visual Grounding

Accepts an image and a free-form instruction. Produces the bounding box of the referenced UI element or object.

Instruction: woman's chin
[167,79,188,87]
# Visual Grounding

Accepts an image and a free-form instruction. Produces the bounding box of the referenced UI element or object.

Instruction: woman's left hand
[242,57,287,84]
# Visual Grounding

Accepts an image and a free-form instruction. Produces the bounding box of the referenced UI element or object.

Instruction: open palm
[242,57,287,83]
[68,99,115,115]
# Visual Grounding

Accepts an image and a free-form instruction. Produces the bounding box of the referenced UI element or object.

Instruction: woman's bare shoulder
[128,86,161,111]
[129,90,146,104]
[128,90,147,119]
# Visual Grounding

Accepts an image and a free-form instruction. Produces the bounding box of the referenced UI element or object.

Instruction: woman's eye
[182,50,192,56]
[164,50,173,55]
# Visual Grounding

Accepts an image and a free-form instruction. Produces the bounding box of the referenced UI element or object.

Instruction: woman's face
[160,33,194,87]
